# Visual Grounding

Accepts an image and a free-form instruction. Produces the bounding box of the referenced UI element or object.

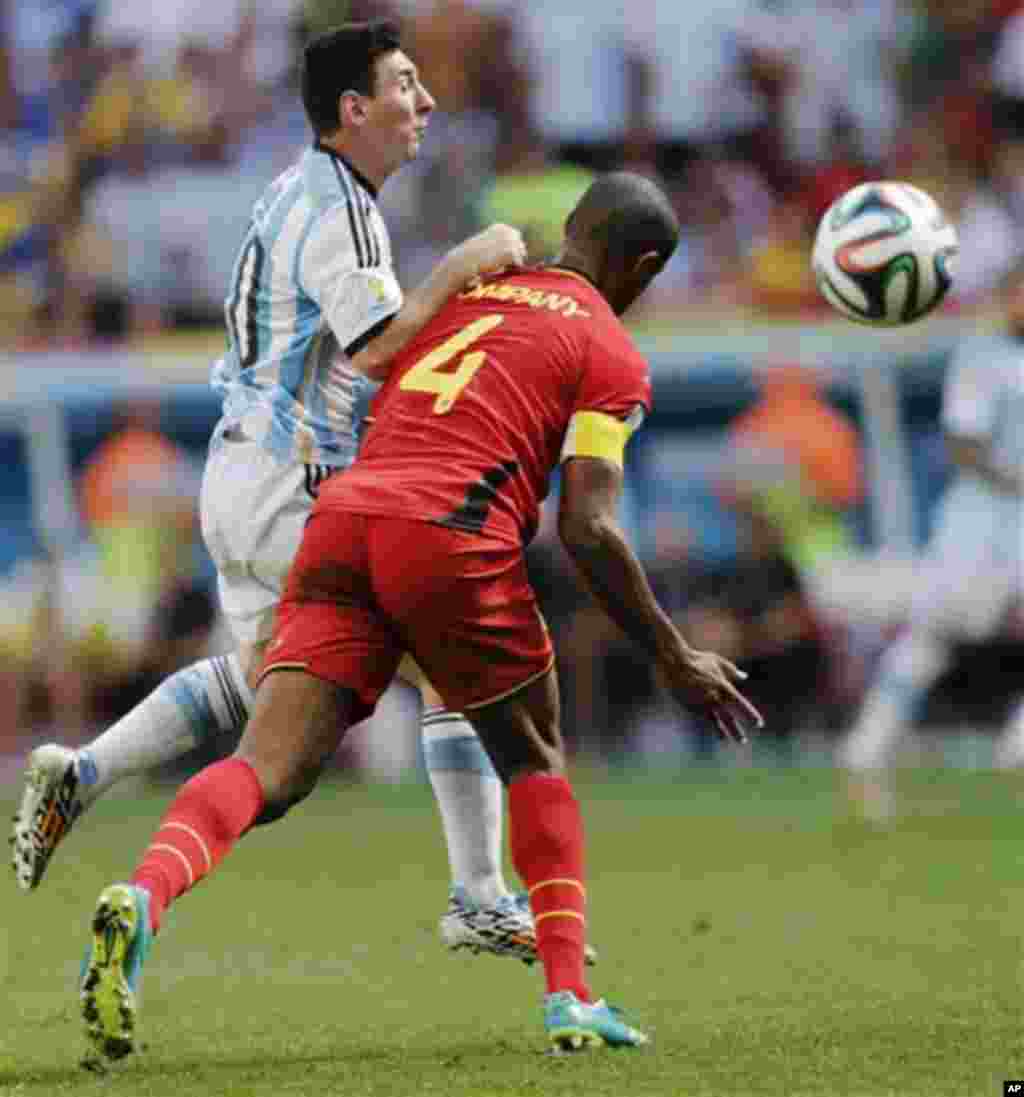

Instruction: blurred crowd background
[0,0,1022,774]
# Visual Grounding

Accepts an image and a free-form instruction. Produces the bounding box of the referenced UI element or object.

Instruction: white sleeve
[299,202,403,352]
[942,341,999,440]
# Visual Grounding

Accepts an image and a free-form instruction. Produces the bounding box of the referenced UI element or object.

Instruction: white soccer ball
[811,181,958,325]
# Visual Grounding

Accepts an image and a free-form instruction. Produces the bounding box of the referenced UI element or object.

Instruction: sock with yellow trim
[508,772,590,1002]
[131,757,265,933]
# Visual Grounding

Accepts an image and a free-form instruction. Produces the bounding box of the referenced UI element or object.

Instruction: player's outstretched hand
[659,646,764,745]
[454,223,527,285]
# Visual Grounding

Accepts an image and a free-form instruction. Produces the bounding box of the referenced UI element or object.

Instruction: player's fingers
[715,679,764,729]
[720,657,748,681]
[713,708,747,745]
[506,236,527,267]
[733,692,765,729]
[747,697,765,729]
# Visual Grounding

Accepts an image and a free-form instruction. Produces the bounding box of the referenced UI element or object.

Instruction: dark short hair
[301,20,402,136]
[570,173,680,267]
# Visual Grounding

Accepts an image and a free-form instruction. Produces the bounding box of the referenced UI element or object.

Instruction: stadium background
[1,0,1023,771]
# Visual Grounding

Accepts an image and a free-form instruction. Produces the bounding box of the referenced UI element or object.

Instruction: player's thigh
[911,507,1015,639]
[200,438,316,648]
[237,641,269,693]
[396,655,445,707]
[367,518,555,724]
[463,667,564,784]
[264,509,404,723]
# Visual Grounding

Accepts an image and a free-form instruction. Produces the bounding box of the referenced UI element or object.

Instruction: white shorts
[199,434,341,648]
[910,482,1024,639]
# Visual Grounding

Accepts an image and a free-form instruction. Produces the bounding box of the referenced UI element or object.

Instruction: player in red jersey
[80,173,762,1057]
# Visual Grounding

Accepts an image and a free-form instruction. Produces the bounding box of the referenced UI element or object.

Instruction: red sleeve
[559,323,652,468]
[571,323,652,425]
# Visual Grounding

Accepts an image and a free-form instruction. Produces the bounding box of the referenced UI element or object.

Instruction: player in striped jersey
[12,21,537,963]
[840,273,1024,816]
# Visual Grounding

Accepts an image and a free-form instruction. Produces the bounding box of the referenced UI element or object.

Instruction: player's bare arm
[558,455,763,743]
[351,224,526,381]
[944,433,1023,497]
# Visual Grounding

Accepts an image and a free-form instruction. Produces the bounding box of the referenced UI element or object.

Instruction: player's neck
[314,136,382,196]
[547,254,600,291]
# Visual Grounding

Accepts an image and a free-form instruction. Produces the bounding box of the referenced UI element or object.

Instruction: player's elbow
[558,510,615,558]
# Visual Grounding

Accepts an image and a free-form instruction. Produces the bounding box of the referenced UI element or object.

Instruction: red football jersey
[318,267,652,545]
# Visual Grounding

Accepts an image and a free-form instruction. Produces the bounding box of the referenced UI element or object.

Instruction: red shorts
[263,512,554,719]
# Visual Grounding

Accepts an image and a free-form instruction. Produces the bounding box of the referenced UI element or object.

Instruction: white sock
[840,631,951,771]
[422,708,507,907]
[77,652,253,804]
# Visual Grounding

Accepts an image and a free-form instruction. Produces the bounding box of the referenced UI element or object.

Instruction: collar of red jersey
[544,264,600,292]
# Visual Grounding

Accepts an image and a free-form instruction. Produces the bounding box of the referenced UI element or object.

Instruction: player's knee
[237,642,268,693]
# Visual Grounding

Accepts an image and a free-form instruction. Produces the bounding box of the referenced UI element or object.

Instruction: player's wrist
[653,621,694,669]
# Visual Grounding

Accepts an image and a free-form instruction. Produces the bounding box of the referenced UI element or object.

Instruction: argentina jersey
[211,143,402,466]
[940,332,1024,541]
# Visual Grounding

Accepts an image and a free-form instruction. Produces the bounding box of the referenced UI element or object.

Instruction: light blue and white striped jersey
[940,331,1024,542]
[211,143,402,466]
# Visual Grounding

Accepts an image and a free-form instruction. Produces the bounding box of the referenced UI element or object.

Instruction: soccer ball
[811,181,958,325]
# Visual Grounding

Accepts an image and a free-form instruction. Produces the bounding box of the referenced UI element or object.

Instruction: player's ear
[339,90,368,128]
[631,250,665,285]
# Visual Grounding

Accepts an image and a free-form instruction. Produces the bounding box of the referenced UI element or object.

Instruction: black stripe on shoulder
[330,158,367,268]
[364,199,381,266]
[352,192,374,267]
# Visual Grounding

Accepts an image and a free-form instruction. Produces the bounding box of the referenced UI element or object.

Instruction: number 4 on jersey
[400,314,505,414]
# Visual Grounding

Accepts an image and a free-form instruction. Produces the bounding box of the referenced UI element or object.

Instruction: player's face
[365,51,434,170]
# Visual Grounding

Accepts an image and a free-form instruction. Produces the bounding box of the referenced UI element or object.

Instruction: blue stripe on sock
[167,669,218,747]
[77,750,98,787]
[423,734,498,778]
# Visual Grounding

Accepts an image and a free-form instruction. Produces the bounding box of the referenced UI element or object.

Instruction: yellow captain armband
[560,406,644,468]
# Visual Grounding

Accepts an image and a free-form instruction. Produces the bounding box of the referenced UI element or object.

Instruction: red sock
[508,772,590,1002]
[131,757,264,933]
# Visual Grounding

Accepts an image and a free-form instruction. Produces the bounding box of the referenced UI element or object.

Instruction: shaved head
[559,172,679,314]
[567,172,679,269]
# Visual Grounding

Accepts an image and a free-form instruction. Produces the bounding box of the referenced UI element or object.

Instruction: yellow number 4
[399,314,504,414]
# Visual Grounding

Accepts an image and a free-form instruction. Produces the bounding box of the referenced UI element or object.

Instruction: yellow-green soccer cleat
[80,883,152,1068]
[544,990,649,1052]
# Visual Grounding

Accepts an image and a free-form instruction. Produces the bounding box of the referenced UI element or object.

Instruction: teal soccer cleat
[544,990,649,1052]
[80,883,152,1067]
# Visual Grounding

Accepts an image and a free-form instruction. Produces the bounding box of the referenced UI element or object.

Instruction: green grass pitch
[1,765,1022,1096]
